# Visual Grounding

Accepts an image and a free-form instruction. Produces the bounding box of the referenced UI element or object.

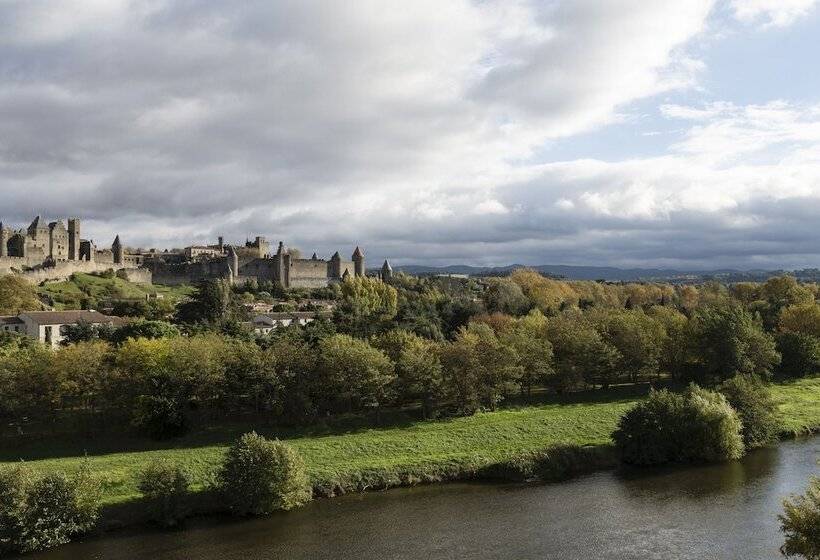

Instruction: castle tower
[67,218,80,260]
[276,241,287,286]
[27,216,40,237]
[255,236,270,258]
[227,245,239,284]
[352,246,365,277]
[112,235,123,265]
[48,220,68,261]
[330,251,342,278]
[80,240,94,262]
[381,259,393,282]
[218,236,224,254]
[0,222,7,258]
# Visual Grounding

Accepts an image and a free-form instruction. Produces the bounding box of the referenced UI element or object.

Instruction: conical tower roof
[381,259,392,272]
[112,235,122,247]
[352,246,364,258]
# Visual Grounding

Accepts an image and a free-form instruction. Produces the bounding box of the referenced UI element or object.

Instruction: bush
[218,432,312,516]
[0,463,100,555]
[718,375,780,449]
[612,385,744,466]
[777,332,820,378]
[138,460,191,528]
[780,477,820,559]
[0,466,31,555]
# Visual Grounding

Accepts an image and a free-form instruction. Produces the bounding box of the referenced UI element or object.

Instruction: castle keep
[0,216,148,283]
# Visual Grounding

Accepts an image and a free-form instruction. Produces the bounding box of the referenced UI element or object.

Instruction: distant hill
[394,264,818,283]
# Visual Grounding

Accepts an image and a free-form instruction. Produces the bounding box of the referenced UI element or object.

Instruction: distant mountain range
[393,264,820,283]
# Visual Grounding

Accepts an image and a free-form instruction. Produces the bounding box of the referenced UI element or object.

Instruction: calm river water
[30,437,819,560]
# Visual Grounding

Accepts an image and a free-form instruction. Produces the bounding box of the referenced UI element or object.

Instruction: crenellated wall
[0,257,152,284]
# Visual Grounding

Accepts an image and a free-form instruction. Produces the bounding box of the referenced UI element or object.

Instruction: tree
[316,334,395,412]
[499,310,554,397]
[483,278,530,316]
[612,385,744,466]
[439,322,521,413]
[223,341,281,413]
[591,309,665,383]
[218,432,312,516]
[646,305,689,380]
[547,312,619,391]
[718,375,780,449]
[509,269,578,314]
[0,275,41,314]
[109,320,180,345]
[686,303,780,384]
[334,276,398,337]
[372,329,443,417]
[780,477,820,559]
[780,304,820,338]
[60,321,115,345]
[0,462,100,554]
[777,332,820,378]
[52,341,111,417]
[759,276,815,330]
[175,279,246,327]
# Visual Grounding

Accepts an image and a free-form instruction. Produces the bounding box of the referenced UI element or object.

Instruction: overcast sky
[2,0,820,269]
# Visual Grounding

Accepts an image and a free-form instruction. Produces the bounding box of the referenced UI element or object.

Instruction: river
[29,437,819,560]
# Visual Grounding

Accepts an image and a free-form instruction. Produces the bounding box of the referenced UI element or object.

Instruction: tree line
[1,271,819,439]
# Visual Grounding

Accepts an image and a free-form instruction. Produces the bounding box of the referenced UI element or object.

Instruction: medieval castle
[0,216,392,287]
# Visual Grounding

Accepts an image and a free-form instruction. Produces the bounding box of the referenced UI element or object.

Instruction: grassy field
[3,378,819,509]
[38,272,194,309]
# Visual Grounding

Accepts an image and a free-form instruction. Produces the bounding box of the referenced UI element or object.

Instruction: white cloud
[730,0,818,27]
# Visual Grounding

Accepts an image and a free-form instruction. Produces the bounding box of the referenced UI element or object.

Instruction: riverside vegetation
[2,271,820,554]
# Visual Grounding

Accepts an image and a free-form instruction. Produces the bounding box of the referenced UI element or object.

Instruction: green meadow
[3,378,818,507]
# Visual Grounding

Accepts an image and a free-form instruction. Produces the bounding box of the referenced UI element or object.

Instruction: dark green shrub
[132,394,188,440]
[138,460,191,528]
[0,463,100,555]
[218,432,312,516]
[110,320,180,345]
[777,331,820,378]
[718,375,780,449]
[0,466,31,555]
[780,476,820,559]
[613,385,744,466]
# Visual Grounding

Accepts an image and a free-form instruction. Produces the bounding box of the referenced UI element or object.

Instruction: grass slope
[2,379,819,508]
[39,272,193,309]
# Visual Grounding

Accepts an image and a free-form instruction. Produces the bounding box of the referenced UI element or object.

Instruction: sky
[1,0,820,270]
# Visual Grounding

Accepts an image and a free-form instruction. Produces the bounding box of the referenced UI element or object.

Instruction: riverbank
[3,378,820,524]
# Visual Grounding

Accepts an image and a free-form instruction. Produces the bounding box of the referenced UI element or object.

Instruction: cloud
[730,0,818,28]
[5,1,820,270]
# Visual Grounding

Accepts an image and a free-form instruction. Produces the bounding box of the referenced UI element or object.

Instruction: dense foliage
[1,273,819,441]
[780,477,820,559]
[0,275,42,314]
[0,462,100,554]
[718,375,780,449]
[612,385,744,466]
[218,432,312,516]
